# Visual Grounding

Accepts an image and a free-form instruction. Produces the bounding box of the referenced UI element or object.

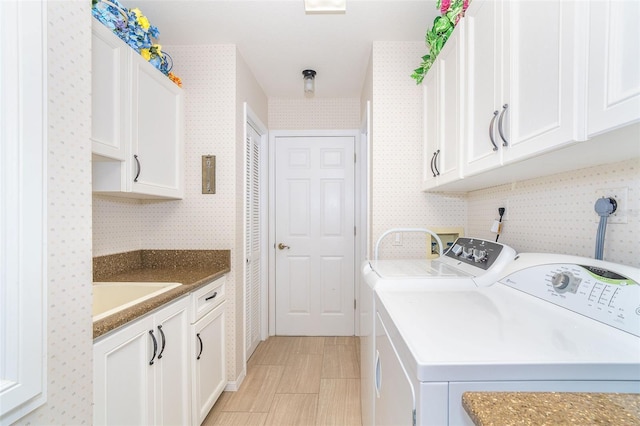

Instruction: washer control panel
[501,262,640,336]
[444,238,506,270]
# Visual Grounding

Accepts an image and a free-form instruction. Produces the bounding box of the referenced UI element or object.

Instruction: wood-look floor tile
[264,394,318,426]
[291,336,326,354]
[202,411,268,426]
[316,379,362,426]
[324,336,357,346]
[249,336,295,366]
[222,365,285,413]
[321,343,359,379]
[277,354,323,394]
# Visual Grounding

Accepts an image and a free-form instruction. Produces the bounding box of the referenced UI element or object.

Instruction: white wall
[21,1,94,423]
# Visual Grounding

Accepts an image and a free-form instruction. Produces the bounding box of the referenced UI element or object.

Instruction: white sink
[93,282,182,322]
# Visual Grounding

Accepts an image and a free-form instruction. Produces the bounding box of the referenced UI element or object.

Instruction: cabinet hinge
[354,226,356,236]
[354,153,356,163]
[354,299,357,310]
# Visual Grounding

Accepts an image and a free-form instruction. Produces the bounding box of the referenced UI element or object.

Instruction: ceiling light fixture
[304,0,346,14]
[302,69,316,95]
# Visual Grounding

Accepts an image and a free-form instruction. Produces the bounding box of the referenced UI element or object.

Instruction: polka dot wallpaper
[20,1,94,424]
[369,41,468,258]
[269,98,361,129]
[467,158,640,267]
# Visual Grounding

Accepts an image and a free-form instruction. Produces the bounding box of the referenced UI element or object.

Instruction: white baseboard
[224,367,246,392]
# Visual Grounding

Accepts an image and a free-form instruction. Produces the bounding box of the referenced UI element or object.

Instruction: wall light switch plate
[594,187,628,224]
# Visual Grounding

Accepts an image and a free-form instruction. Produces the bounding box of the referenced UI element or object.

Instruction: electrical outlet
[594,187,628,224]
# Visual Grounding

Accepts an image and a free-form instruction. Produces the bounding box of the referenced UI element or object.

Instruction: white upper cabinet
[464,0,577,176]
[91,20,184,199]
[462,0,503,175]
[129,52,184,198]
[422,24,464,190]
[586,0,640,137]
[91,22,128,160]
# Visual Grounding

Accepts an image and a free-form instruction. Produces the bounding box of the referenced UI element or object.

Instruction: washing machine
[360,232,516,426]
[374,253,640,425]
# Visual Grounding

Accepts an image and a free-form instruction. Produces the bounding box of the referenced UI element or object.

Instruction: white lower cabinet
[192,302,226,424]
[190,277,227,425]
[93,296,191,426]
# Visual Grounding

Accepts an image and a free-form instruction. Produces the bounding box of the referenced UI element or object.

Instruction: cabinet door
[502,0,576,161]
[422,69,439,190]
[587,0,640,136]
[154,297,191,426]
[422,27,463,191]
[131,53,184,198]
[435,26,463,185]
[93,317,155,426]
[91,21,128,160]
[463,0,503,176]
[192,302,226,425]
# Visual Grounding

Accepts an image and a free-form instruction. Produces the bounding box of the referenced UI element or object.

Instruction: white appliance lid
[376,284,640,383]
[368,259,471,279]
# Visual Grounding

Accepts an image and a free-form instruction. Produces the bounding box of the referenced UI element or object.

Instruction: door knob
[278,243,290,250]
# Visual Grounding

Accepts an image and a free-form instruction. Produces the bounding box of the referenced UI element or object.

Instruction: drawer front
[191,276,226,323]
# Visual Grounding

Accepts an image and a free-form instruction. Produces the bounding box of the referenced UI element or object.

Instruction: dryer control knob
[473,249,487,263]
[551,272,574,291]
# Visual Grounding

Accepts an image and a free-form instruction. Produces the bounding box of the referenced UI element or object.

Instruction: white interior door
[274,135,355,336]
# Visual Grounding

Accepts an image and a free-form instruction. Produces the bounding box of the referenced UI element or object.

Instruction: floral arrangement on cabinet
[92,0,182,87]
[411,0,470,84]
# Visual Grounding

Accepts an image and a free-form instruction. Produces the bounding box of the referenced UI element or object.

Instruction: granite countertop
[92,249,230,339]
[462,392,640,426]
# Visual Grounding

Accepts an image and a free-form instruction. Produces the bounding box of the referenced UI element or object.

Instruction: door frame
[268,129,363,336]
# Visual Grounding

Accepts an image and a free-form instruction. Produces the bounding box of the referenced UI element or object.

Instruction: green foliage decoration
[411,0,470,84]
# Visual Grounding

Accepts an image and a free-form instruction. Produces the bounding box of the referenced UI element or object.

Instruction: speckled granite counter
[93,250,230,339]
[462,392,640,426]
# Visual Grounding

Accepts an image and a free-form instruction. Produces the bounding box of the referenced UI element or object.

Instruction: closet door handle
[196,333,203,360]
[133,154,141,182]
[433,150,441,176]
[498,104,509,146]
[489,110,499,151]
[149,330,158,365]
[157,325,166,360]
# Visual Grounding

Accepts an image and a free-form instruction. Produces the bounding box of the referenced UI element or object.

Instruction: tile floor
[203,336,362,426]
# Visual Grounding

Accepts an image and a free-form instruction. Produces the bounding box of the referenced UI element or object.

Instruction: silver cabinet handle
[278,243,290,250]
[133,154,141,182]
[489,110,499,151]
[433,149,440,176]
[498,104,509,146]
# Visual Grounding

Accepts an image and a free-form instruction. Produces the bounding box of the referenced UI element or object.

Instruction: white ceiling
[135,0,437,98]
